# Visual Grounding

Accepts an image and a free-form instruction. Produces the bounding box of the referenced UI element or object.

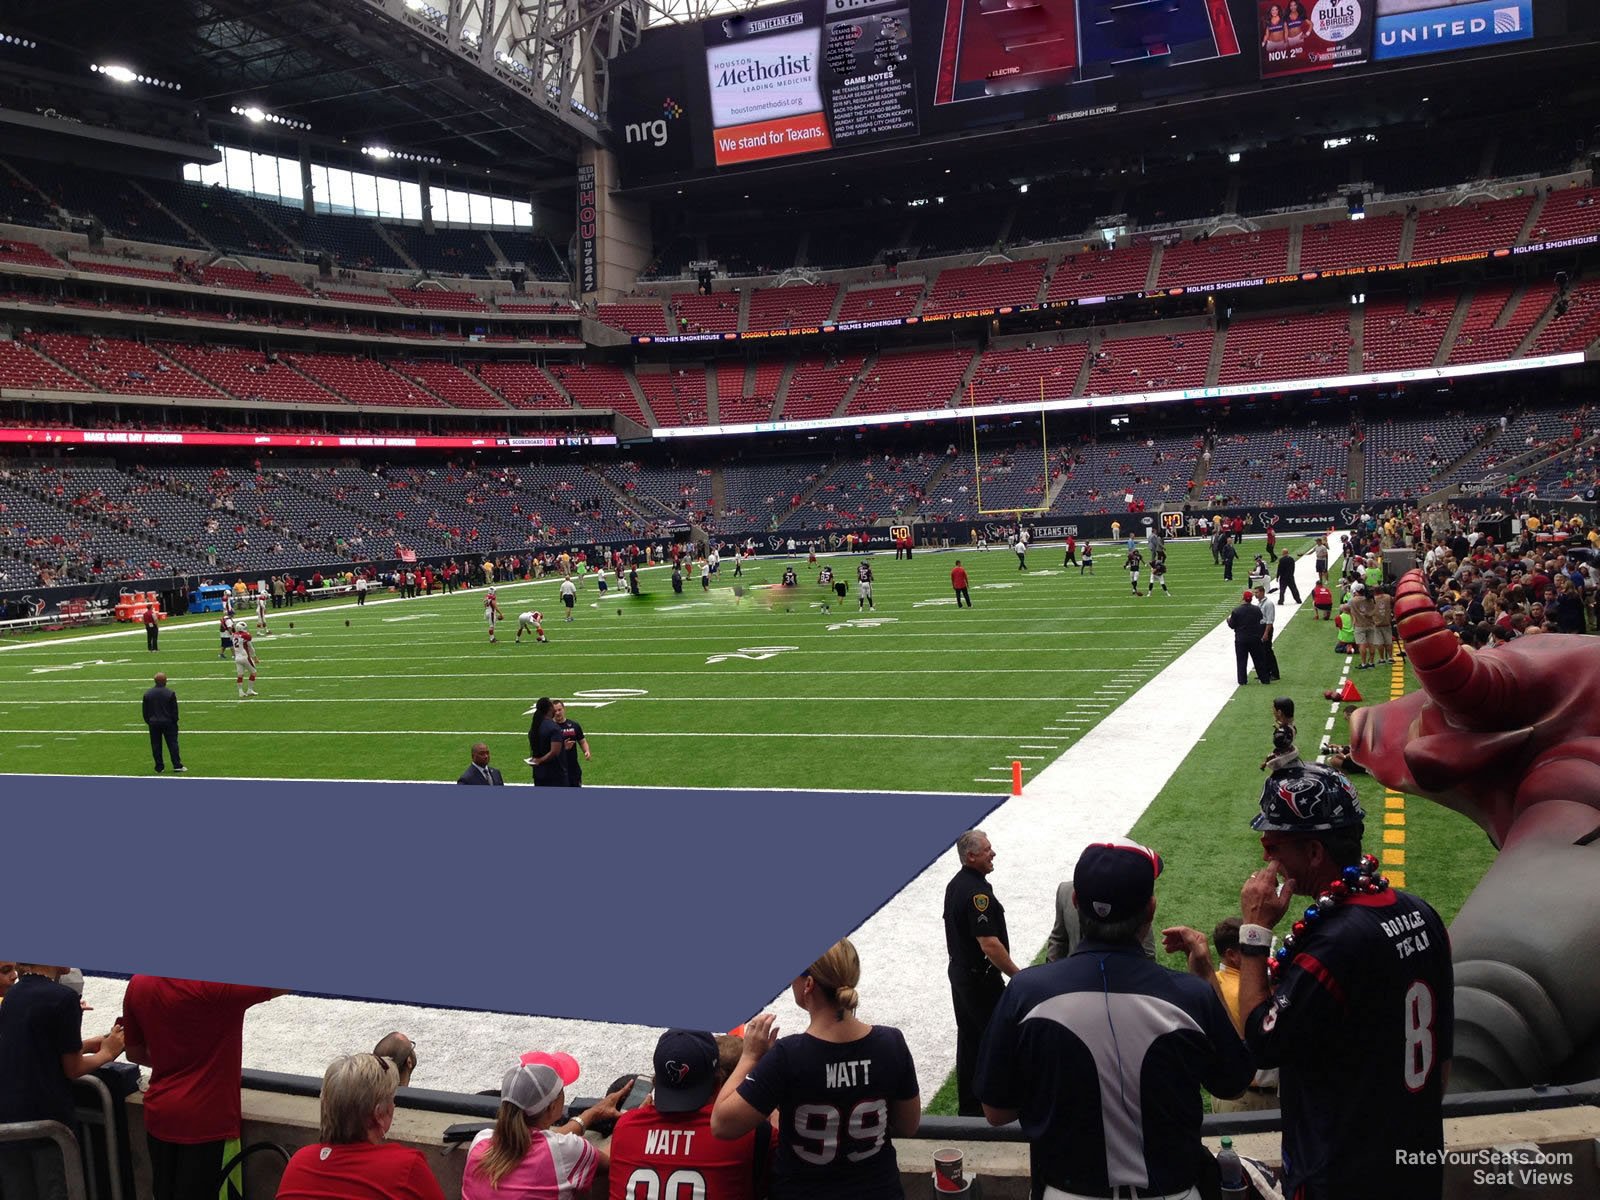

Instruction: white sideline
[76,537,1343,1104]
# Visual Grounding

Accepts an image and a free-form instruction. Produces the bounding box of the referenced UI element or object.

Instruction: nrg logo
[624,96,683,148]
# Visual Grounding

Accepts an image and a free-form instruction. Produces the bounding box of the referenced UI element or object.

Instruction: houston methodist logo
[623,97,683,149]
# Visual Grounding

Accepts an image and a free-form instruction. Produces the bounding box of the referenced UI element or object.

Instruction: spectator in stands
[276,1053,444,1200]
[712,938,920,1198]
[1238,765,1453,1197]
[1160,916,1280,1112]
[0,964,126,1200]
[461,1059,630,1200]
[609,1030,775,1200]
[122,974,289,1200]
[0,961,15,1003]
[977,841,1252,1196]
[373,1033,418,1088]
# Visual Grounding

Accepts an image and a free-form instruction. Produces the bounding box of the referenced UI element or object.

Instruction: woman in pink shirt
[463,1055,631,1200]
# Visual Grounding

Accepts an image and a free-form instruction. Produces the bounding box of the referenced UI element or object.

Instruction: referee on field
[943,829,1020,1116]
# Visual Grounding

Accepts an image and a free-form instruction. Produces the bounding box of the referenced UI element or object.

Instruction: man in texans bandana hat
[608,1030,773,1200]
[1239,763,1454,1199]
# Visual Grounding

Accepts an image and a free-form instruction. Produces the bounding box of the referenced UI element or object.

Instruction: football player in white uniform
[516,610,547,644]
[232,625,258,697]
[485,588,502,644]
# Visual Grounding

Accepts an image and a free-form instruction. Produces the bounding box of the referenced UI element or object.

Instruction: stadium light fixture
[1018,183,1028,194]
[1,33,40,49]
[1228,152,1241,164]
[230,104,310,131]
[92,62,181,89]
[361,145,441,165]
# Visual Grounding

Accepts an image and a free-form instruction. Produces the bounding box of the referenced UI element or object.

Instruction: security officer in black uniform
[943,829,1021,1116]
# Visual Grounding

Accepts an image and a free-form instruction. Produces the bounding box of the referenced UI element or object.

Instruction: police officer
[943,829,1020,1116]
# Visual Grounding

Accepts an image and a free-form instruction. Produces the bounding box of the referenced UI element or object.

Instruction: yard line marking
[1325,716,1337,731]
[0,695,1090,706]
[1019,744,1059,749]
[1014,755,1047,760]
[1,668,1147,682]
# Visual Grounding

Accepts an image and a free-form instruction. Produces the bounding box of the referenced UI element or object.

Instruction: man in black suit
[142,673,186,773]
[1276,549,1302,604]
[457,742,505,786]
[1227,591,1270,686]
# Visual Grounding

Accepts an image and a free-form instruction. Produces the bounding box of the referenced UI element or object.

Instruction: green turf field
[0,541,1277,788]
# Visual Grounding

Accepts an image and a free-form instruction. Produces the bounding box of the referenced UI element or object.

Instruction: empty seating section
[1447,285,1553,365]
[547,363,648,425]
[1051,434,1203,511]
[1203,428,1348,504]
[920,445,1047,519]
[784,453,944,527]
[719,459,828,527]
[848,349,973,415]
[321,288,400,306]
[500,235,568,282]
[0,473,212,580]
[1156,229,1289,289]
[159,344,344,405]
[603,463,712,523]
[1531,285,1600,354]
[1363,417,1453,498]
[837,284,922,324]
[718,361,783,425]
[598,303,670,335]
[668,293,740,334]
[384,225,497,276]
[1218,311,1351,384]
[1297,215,1405,273]
[783,356,864,421]
[637,368,709,427]
[1362,297,1455,371]
[746,285,838,332]
[1085,331,1212,395]
[294,213,408,271]
[1410,196,1532,260]
[1047,245,1152,303]
[286,353,446,408]
[34,334,219,398]
[1527,187,1600,244]
[12,158,200,248]
[0,339,93,391]
[283,466,459,555]
[394,361,508,410]
[909,207,1001,257]
[388,287,489,313]
[0,237,65,270]
[474,363,572,410]
[203,265,312,298]
[68,254,178,282]
[923,260,1045,315]
[136,178,294,258]
[969,343,1087,406]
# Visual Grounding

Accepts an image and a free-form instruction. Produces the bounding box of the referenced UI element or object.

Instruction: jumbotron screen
[608,0,1585,184]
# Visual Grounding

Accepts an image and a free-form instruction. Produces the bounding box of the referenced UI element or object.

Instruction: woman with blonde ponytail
[462,1058,630,1199]
[711,938,921,1199]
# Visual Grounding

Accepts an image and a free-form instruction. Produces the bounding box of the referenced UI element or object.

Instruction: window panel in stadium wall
[607,0,1584,185]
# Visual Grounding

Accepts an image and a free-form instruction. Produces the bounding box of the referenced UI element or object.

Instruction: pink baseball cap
[519,1050,580,1085]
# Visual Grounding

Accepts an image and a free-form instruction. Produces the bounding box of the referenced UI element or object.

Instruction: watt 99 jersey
[736,1026,919,1200]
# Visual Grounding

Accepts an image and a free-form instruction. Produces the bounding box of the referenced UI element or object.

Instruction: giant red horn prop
[1392,569,1507,728]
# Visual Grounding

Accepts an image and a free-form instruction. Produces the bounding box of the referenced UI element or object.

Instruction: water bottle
[1217,1135,1248,1198]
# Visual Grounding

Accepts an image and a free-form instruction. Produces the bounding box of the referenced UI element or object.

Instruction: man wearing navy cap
[608,1030,773,1200]
[976,839,1253,1200]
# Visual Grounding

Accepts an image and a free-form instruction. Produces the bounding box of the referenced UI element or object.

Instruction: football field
[0,542,1267,789]
[2,536,1500,1106]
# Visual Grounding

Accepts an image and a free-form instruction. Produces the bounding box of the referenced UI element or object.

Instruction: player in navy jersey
[1238,764,1453,1199]
[712,938,919,1200]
